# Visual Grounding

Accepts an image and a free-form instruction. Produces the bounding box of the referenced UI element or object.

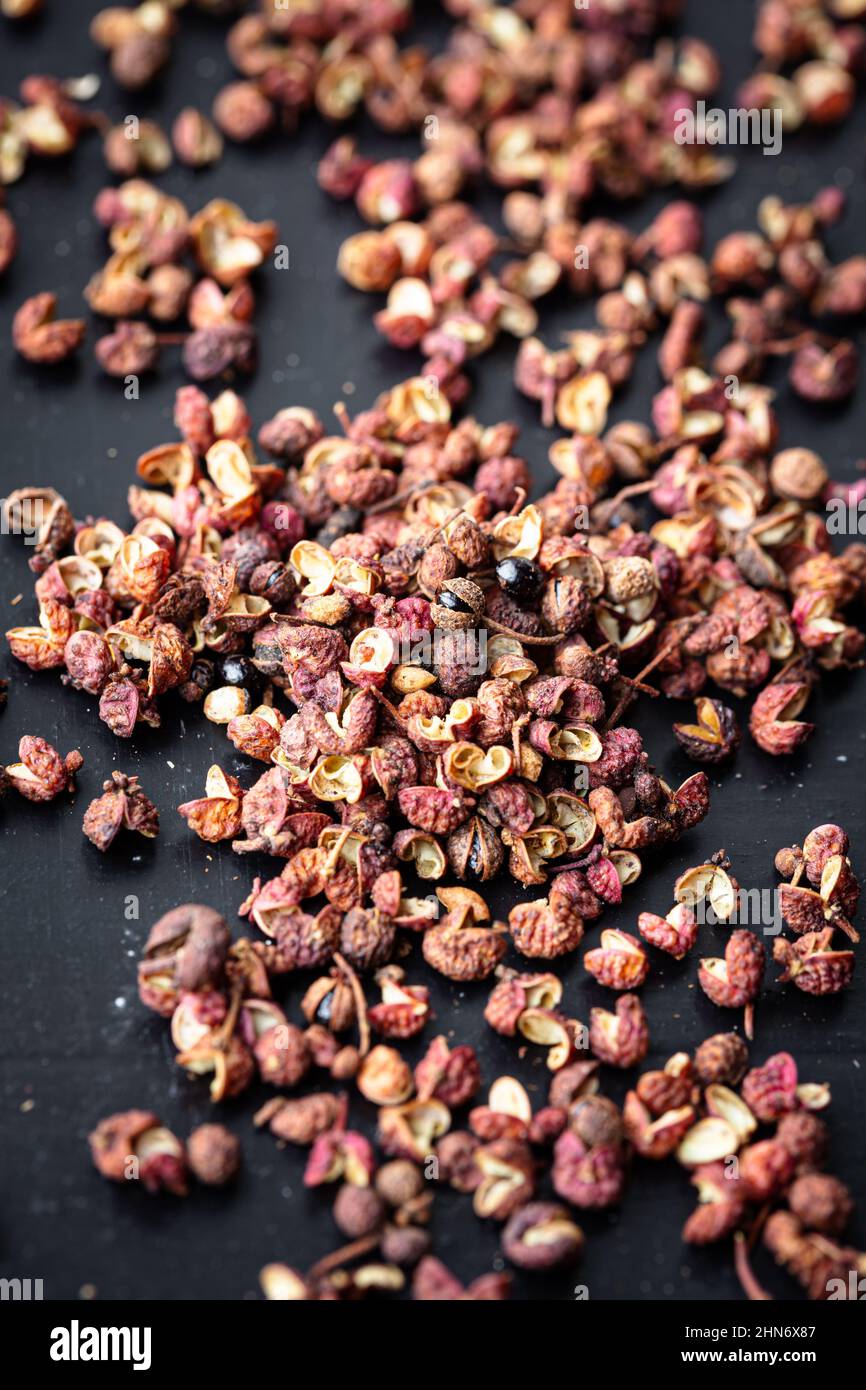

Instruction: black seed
[438,589,474,614]
[188,658,215,695]
[495,557,544,603]
[216,655,262,691]
[468,833,484,877]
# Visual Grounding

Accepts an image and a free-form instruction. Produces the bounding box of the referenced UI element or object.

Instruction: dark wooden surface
[0,0,864,1301]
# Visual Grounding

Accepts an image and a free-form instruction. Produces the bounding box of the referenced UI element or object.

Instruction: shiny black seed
[438,589,474,614]
[495,557,544,603]
[216,655,262,691]
[468,836,484,877]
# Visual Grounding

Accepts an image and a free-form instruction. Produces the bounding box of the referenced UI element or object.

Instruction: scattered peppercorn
[187,1123,241,1187]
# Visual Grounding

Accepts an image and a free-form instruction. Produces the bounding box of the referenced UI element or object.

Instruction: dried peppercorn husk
[681,1162,747,1246]
[1,1,45,21]
[172,107,224,168]
[408,1254,509,1301]
[103,119,172,177]
[673,697,740,763]
[694,1033,749,1088]
[589,994,649,1069]
[774,930,855,996]
[552,1123,628,1211]
[83,771,159,849]
[3,486,74,574]
[763,1211,866,1301]
[138,903,231,1017]
[89,1110,188,1195]
[5,735,82,801]
[13,292,85,364]
[178,764,244,842]
[698,929,765,1040]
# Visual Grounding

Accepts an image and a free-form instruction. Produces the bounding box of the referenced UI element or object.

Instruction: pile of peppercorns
[3,348,863,1296]
[7,374,718,888]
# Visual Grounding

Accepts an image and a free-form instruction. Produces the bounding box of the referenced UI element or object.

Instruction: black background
[0,0,864,1303]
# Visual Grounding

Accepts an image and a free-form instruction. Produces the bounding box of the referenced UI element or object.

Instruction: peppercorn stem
[831,910,860,944]
[633,635,692,686]
[370,686,409,731]
[208,981,243,1053]
[602,653,671,730]
[365,488,410,516]
[270,611,328,625]
[333,401,352,433]
[733,1231,772,1301]
[333,950,370,1058]
[743,1001,755,1042]
[395,1193,434,1226]
[308,1234,381,1282]
[322,827,353,876]
[763,333,816,355]
[482,615,565,645]
[511,712,530,773]
[423,505,469,545]
[749,510,798,538]
[604,621,705,728]
[604,479,656,511]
